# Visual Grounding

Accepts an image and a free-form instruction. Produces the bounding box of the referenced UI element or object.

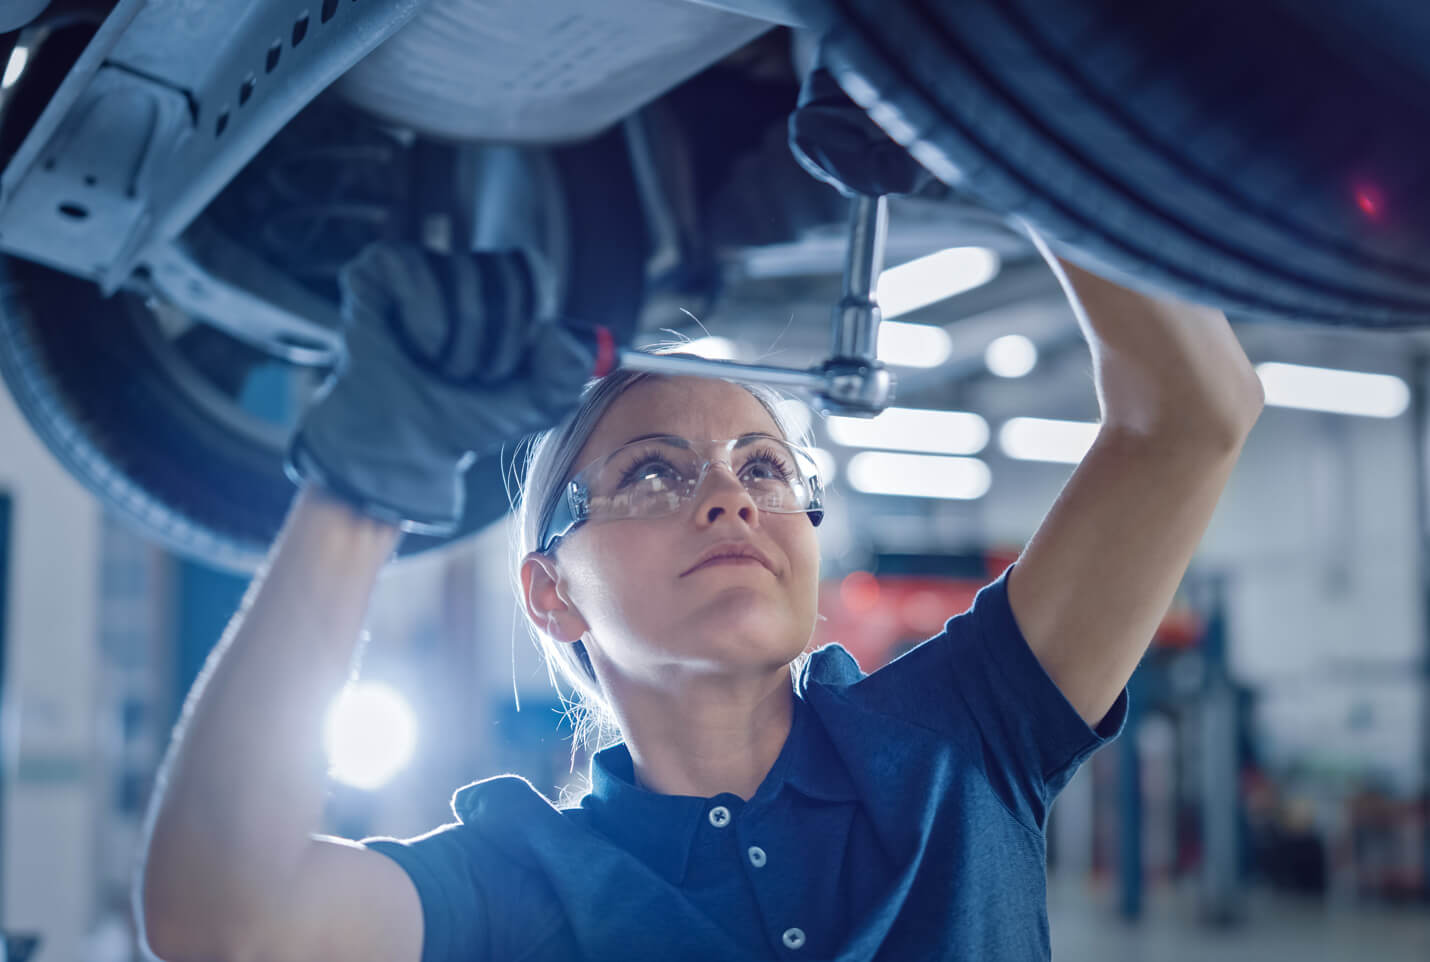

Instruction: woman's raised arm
[1006,249,1264,728]
[136,488,415,962]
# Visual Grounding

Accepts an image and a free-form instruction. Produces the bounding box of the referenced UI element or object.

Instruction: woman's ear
[520,552,589,644]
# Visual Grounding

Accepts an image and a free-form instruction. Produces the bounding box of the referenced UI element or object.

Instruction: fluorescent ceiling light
[2,46,27,89]
[877,247,999,320]
[828,407,989,456]
[985,334,1038,378]
[681,336,738,361]
[848,452,991,500]
[1256,362,1410,418]
[323,681,418,790]
[999,417,1099,464]
[877,320,953,368]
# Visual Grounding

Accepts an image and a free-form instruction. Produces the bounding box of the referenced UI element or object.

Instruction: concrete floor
[1047,876,1430,962]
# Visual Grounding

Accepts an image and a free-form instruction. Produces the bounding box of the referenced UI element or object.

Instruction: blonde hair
[508,354,815,756]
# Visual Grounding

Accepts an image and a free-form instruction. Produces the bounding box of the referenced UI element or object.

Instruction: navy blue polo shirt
[364,569,1127,960]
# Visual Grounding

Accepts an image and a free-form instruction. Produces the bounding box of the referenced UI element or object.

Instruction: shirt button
[708,805,731,828]
[748,845,767,868]
[782,927,806,950]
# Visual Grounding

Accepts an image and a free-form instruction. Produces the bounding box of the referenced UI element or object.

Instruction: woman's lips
[681,540,777,576]
[687,555,770,574]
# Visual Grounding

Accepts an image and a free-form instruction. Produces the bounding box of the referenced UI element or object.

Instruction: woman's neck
[611,669,795,801]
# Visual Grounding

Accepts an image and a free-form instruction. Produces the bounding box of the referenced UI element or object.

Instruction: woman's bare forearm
[138,486,402,958]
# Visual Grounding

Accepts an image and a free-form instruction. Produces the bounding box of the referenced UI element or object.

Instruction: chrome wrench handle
[615,195,896,417]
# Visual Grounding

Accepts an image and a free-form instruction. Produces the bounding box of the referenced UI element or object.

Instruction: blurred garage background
[3,202,1429,960]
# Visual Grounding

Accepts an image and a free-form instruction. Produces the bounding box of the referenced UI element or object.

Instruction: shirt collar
[580,740,708,885]
[782,691,859,804]
[579,689,858,885]
[786,644,864,803]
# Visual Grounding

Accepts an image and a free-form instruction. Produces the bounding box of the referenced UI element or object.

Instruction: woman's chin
[686,583,786,620]
[679,598,805,660]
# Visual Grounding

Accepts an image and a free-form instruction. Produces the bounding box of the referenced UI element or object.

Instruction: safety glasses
[539,434,824,553]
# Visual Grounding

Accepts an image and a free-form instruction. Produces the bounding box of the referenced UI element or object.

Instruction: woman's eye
[638,463,675,480]
[619,457,679,488]
[743,454,793,482]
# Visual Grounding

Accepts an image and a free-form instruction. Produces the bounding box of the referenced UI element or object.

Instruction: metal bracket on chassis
[0,0,431,296]
[144,219,344,366]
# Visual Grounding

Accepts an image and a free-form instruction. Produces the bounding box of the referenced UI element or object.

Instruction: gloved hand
[286,241,598,535]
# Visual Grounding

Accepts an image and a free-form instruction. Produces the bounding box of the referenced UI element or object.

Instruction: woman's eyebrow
[617,431,776,447]
[617,432,679,447]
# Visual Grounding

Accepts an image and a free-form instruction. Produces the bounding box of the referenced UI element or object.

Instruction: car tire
[0,129,647,571]
[796,0,1430,327]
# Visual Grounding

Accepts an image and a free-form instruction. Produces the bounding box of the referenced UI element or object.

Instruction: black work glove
[286,241,597,535]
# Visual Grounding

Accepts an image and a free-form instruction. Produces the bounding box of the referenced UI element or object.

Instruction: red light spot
[1354,183,1384,219]
[840,571,881,613]
[901,590,947,634]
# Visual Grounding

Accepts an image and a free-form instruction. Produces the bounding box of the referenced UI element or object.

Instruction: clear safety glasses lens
[578,435,818,524]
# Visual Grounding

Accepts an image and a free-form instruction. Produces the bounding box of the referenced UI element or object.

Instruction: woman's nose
[694,463,757,525]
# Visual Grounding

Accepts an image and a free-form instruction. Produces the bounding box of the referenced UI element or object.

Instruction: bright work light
[847,452,991,500]
[985,335,1038,378]
[877,320,953,368]
[999,418,1099,464]
[323,681,418,791]
[877,247,1000,320]
[829,407,989,456]
[3,46,27,89]
[1256,362,1409,418]
[681,336,738,361]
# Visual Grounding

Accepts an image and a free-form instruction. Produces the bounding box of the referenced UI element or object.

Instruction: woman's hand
[287,241,595,535]
[1025,225,1265,441]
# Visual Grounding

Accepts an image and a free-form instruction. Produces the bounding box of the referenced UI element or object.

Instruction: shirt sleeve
[852,565,1128,831]
[362,823,495,962]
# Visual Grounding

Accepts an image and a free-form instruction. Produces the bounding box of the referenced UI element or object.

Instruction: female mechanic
[137,232,1264,961]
